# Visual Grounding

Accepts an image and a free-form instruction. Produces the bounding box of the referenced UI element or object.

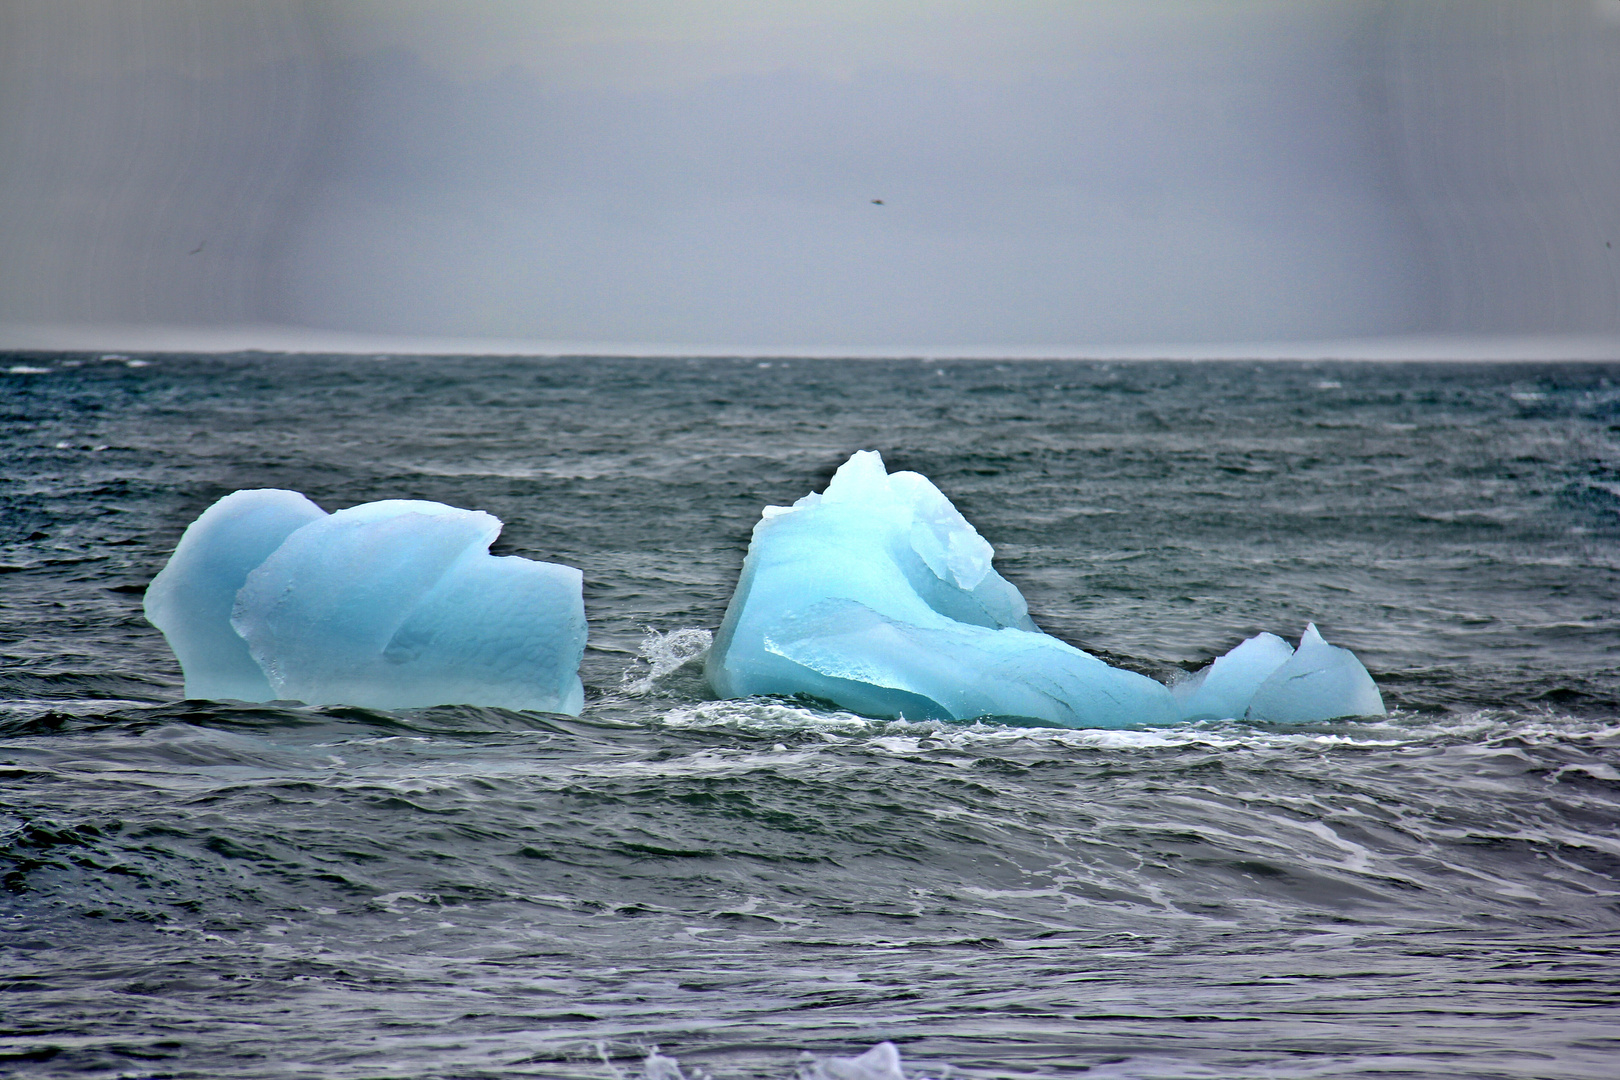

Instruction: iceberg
[147,492,586,714]
[1245,623,1385,722]
[803,1042,909,1080]
[144,489,328,701]
[1172,631,1295,722]
[1174,625,1385,722]
[706,451,1180,727]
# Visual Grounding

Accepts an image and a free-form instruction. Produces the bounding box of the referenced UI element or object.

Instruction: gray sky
[2,1,1617,351]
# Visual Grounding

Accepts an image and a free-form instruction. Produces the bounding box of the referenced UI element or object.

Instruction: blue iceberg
[147,465,1384,728]
[143,489,328,701]
[706,451,1180,727]
[147,492,586,714]
[708,452,1388,728]
[1172,625,1386,725]
[1172,631,1295,722]
[1245,623,1385,722]
[1173,626,1384,722]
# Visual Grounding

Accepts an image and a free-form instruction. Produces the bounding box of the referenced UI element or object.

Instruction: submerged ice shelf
[707,451,1385,728]
[145,490,586,714]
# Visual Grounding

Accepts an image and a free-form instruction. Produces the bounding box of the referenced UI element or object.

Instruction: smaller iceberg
[1172,631,1294,722]
[1174,624,1384,722]
[146,491,586,714]
[706,451,1179,727]
[1245,623,1385,722]
[803,1042,910,1080]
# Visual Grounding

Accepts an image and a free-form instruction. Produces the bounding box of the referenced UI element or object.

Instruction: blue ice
[144,489,328,701]
[1172,631,1295,722]
[1174,626,1385,722]
[708,451,1387,728]
[1244,623,1385,723]
[147,492,586,713]
[706,451,1180,727]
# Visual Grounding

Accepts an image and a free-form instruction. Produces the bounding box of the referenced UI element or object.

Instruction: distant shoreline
[2,322,1618,363]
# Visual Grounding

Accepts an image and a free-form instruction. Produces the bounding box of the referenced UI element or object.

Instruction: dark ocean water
[2,353,1619,1079]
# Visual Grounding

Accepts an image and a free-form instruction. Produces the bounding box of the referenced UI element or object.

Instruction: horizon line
[3,322,1619,362]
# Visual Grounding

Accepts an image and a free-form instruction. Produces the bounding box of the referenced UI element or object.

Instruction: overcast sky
[2,1,1617,351]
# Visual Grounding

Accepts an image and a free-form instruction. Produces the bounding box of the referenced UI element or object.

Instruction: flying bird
[871,199,884,205]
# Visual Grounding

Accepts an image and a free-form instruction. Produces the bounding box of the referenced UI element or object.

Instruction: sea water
[1,355,1617,1078]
